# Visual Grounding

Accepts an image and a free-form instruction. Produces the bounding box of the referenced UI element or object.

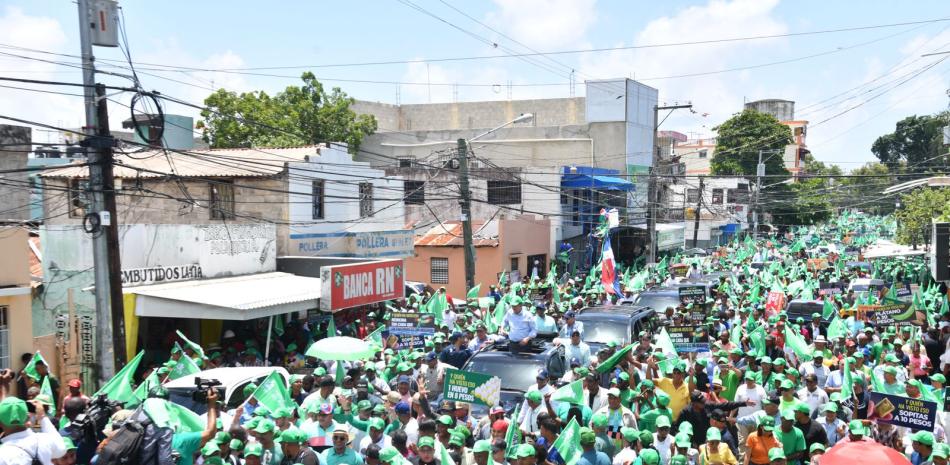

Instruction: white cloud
[578,0,788,137]
[487,0,597,50]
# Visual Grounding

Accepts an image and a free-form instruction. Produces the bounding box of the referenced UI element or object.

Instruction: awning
[561,174,635,191]
[126,272,322,320]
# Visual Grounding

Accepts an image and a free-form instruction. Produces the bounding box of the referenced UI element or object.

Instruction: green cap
[932,443,950,460]
[656,415,672,429]
[525,390,542,403]
[640,449,660,465]
[253,419,276,434]
[514,443,536,459]
[272,407,293,419]
[795,403,811,415]
[203,458,225,465]
[706,427,721,442]
[773,358,787,367]
[62,437,77,451]
[357,400,373,411]
[313,367,327,377]
[674,432,691,448]
[0,398,27,427]
[678,423,693,435]
[438,414,454,426]
[379,446,403,463]
[449,432,465,447]
[579,427,596,445]
[243,383,258,398]
[848,420,866,436]
[279,428,307,444]
[229,439,244,451]
[759,417,775,431]
[621,427,640,442]
[244,443,264,457]
[591,412,608,428]
[810,443,825,454]
[670,455,688,465]
[639,430,654,446]
[768,448,786,462]
[201,442,221,457]
[472,440,493,454]
[417,436,435,449]
[781,410,795,421]
[911,430,935,446]
[368,417,386,430]
[823,404,838,413]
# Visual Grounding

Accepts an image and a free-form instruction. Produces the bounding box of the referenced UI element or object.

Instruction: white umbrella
[305,336,377,361]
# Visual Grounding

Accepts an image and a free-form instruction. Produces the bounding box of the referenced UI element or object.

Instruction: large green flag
[40,376,55,412]
[655,328,677,356]
[505,404,522,457]
[826,317,848,340]
[175,330,205,359]
[466,284,481,300]
[248,370,293,412]
[748,325,766,356]
[551,418,582,465]
[327,314,337,338]
[142,398,204,432]
[595,343,634,374]
[364,326,385,345]
[498,271,508,287]
[427,293,448,324]
[840,356,853,400]
[23,352,48,381]
[95,350,145,405]
[550,380,583,404]
[822,298,837,320]
[783,327,813,362]
[167,355,200,381]
[730,324,744,347]
[132,370,162,405]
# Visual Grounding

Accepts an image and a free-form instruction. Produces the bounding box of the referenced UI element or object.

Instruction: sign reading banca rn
[320,259,405,311]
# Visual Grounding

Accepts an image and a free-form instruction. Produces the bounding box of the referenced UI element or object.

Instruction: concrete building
[0,125,31,222]
[353,79,657,260]
[668,177,751,248]
[407,216,550,298]
[0,227,34,391]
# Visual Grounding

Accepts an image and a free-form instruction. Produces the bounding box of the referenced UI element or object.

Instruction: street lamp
[458,113,534,294]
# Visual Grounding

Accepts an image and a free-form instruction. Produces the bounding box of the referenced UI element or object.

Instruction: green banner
[443,368,502,407]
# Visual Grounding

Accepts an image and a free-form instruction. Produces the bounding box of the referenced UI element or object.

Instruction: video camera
[191,377,222,403]
[71,394,122,442]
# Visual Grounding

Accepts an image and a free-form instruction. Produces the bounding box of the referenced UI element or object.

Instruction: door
[527,254,547,280]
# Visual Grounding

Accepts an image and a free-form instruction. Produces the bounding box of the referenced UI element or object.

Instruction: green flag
[467,284,481,300]
[822,298,837,320]
[273,315,285,337]
[550,380,583,404]
[175,330,205,359]
[23,352,48,381]
[248,370,293,412]
[656,327,677,356]
[335,361,345,387]
[142,398,204,432]
[551,418,582,465]
[365,326,385,345]
[132,370,161,405]
[783,327,813,362]
[840,356,853,400]
[167,355,200,381]
[595,343,634,374]
[427,293,448,324]
[327,314,337,338]
[730,324,744,347]
[40,376,55,413]
[826,317,848,340]
[505,403,522,456]
[499,271,508,287]
[95,350,146,405]
[748,325,766,356]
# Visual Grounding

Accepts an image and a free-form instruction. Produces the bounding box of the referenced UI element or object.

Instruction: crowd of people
[2,214,950,465]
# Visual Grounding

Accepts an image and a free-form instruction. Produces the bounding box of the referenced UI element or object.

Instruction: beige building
[406,216,551,298]
[0,227,34,381]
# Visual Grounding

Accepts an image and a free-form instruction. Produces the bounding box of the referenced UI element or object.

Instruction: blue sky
[2,0,949,168]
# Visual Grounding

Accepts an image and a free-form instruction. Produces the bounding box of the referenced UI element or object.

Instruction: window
[712,188,724,204]
[312,180,325,220]
[404,181,425,205]
[487,180,521,205]
[431,257,449,284]
[686,189,699,203]
[209,180,235,220]
[67,179,86,218]
[510,257,519,272]
[0,306,8,372]
[698,149,708,159]
[398,157,414,168]
[728,184,750,204]
[359,182,374,218]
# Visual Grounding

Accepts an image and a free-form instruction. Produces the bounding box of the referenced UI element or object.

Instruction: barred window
[68,179,87,218]
[312,180,325,219]
[431,257,449,284]
[487,180,521,205]
[210,180,235,220]
[686,189,699,203]
[712,188,724,204]
[404,181,425,205]
[359,183,374,218]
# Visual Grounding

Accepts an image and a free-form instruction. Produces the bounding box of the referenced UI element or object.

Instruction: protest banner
[945,390,950,412]
[666,325,709,352]
[807,258,829,271]
[443,368,502,407]
[678,285,706,306]
[672,264,689,278]
[765,291,787,314]
[818,281,843,296]
[856,304,881,322]
[868,391,937,431]
[871,302,925,326]
[384,311,436,349]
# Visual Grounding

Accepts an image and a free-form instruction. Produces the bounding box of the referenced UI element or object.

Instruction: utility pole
[753,150,765,240]
[692,176,703,248]
[647,104,692,264]
[77,0,124,382]
[457,139,476,293]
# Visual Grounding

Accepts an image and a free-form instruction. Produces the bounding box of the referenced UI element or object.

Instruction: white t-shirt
[0,422,66,465]
[654,433,674,465]
[613,447,638,465]
[735,384,767,418]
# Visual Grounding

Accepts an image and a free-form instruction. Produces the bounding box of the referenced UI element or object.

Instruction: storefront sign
[320,259,405,311]
[121,264,203,286]
[667,325,709,352]
[868,392,937,431]
[290,230,414,258]
[443,368,502,407]
[678,285,705,305]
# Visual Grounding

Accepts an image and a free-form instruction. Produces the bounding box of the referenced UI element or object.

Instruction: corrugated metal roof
[126,272,321,310]
[415,221,499,247]
[40,146,323,179]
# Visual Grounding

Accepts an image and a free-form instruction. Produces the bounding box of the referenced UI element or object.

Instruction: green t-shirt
[774,426,806,465]
[721,370,740,401]
[556,402,593,425]
[172,432,202,465]
[321,447,366,465]
[637,408,672,434]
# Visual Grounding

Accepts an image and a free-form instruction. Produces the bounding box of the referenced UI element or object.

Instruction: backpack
[97,407,175,465]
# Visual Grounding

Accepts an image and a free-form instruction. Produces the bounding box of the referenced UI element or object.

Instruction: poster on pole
[870,302,926,326]
[667,325,710,352]
[678,285,706,306]
[867,392,937,431]
[443,368,502,407]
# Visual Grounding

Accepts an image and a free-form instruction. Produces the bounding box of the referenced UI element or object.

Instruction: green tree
[837,162,896,215]
[710,109,792,182]
[871,113,949,174]
[894,187,950,247]
[767,154,835,226]
[197,72,377,153]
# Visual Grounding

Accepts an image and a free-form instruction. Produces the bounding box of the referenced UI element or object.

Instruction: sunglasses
[333,436,348,442]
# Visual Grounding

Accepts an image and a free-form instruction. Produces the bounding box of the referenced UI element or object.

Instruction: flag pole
[264,315,273,367]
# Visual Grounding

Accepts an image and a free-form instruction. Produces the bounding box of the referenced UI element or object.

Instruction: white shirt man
[583,381,609,414]
[796,375,829,415]
[0,411,66,465]
[734,377,767,418]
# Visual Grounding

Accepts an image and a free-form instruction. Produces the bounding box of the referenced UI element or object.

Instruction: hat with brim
[848,420,867,436]
[768,448,786,462]
[472,439,492,454]
[706,427,721,442]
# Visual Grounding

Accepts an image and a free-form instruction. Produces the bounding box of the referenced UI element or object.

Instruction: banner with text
[667,325,710,352]
[320,259,404,311]
[443,368,502,407]
[678,285,706,306]
[868,391,937,431]
[385,311,437,349]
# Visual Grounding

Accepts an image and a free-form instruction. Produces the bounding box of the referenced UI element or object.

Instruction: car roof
[164,366,289,389]
[577,305,650,317]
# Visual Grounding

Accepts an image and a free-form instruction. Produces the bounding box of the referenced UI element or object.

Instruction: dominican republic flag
[601,234,623,295]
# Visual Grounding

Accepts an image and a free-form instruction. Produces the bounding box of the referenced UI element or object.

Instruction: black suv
[575,305,655,354]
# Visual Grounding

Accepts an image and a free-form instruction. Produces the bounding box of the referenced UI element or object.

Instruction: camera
[191,377,222,403]
[71,394,121,442]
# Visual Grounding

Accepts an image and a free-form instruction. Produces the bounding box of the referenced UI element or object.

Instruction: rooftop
[40,145,328,179]
[414,220,499,247]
